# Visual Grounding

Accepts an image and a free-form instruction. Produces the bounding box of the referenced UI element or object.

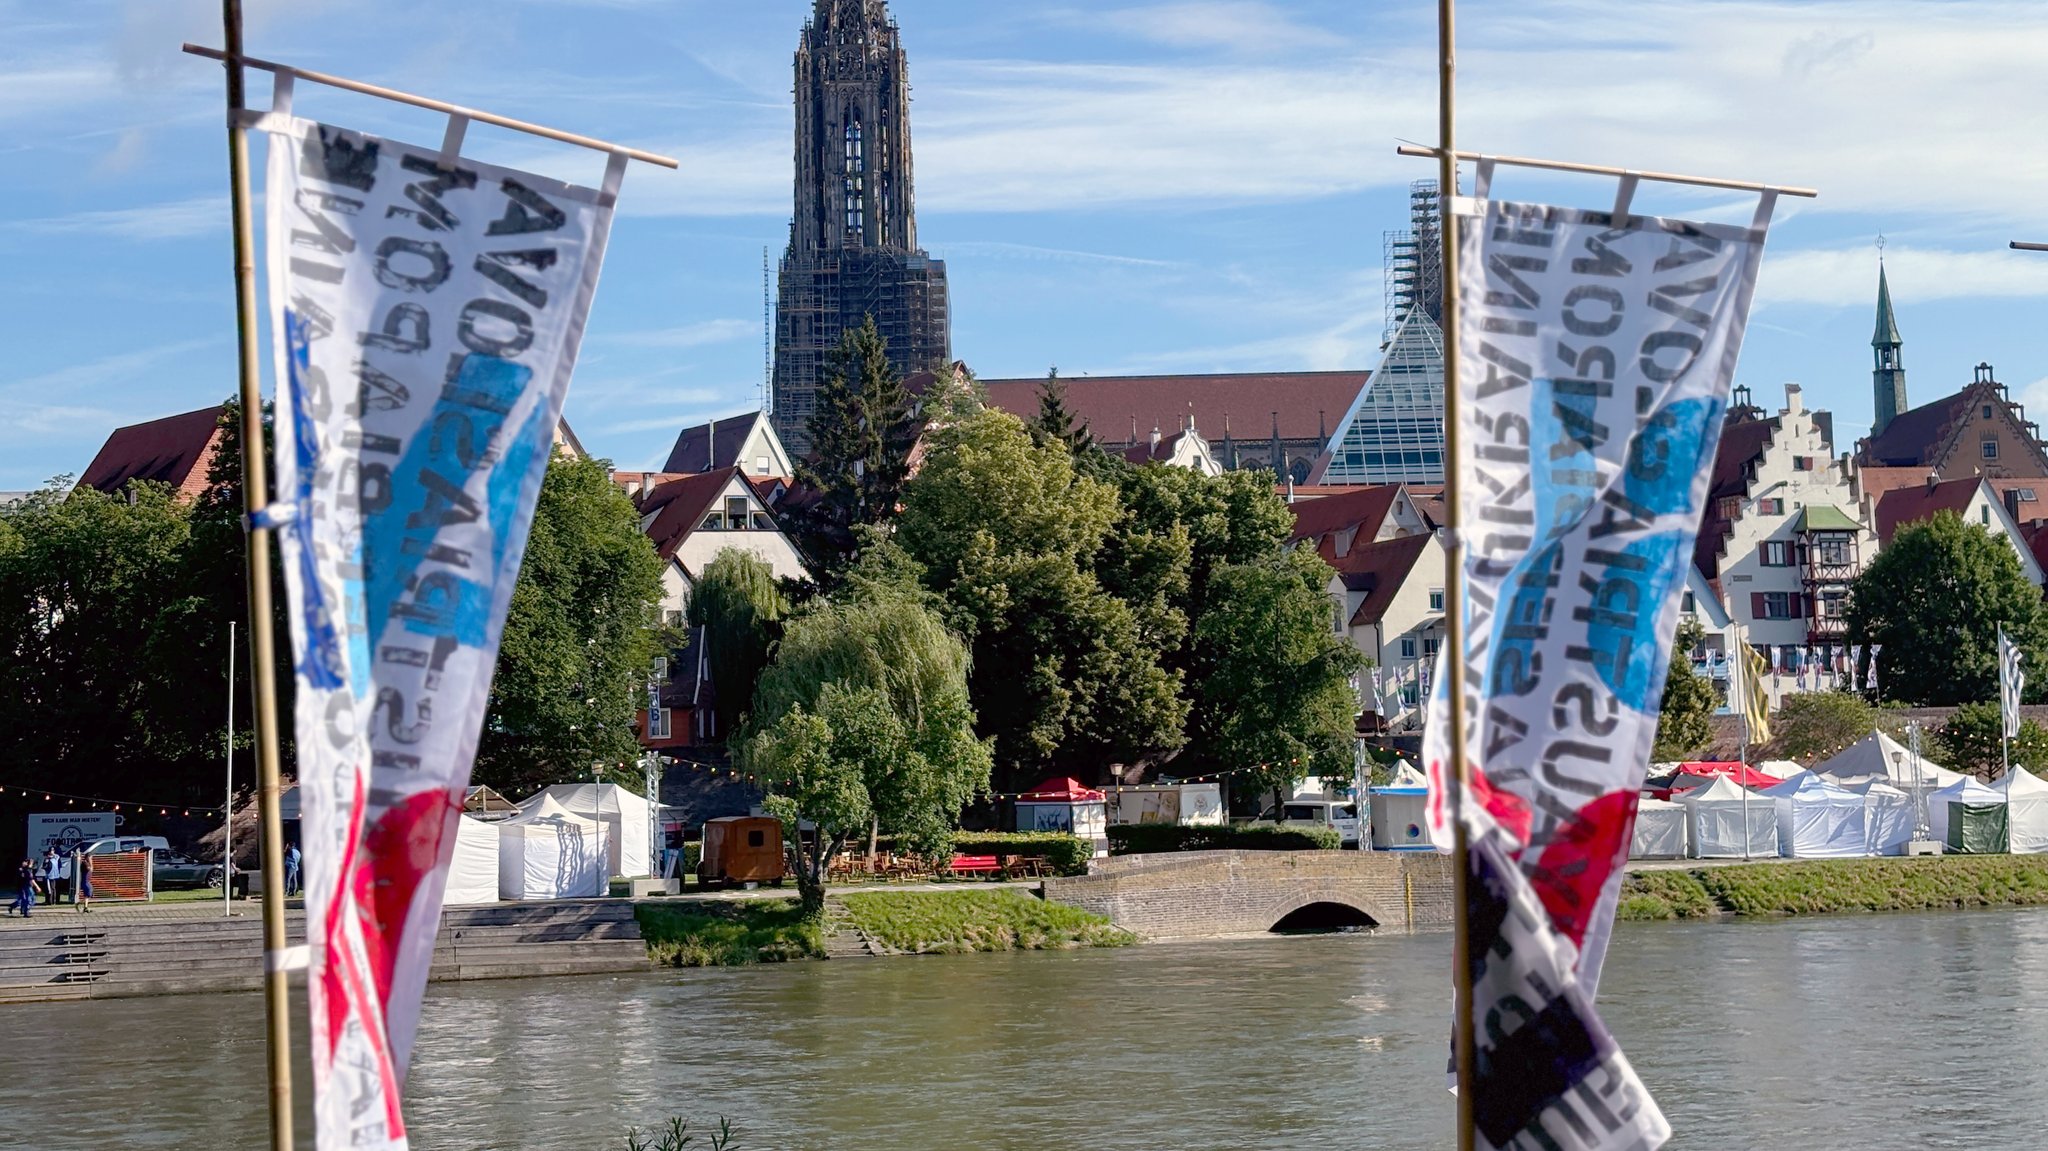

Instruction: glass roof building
[1318,310,1446,485]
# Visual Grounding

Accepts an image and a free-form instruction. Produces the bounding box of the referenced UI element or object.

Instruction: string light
[0,783,225,816]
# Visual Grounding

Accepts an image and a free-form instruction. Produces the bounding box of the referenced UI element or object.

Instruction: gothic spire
[1873,263,1902,349]
[1871,263,1908,435]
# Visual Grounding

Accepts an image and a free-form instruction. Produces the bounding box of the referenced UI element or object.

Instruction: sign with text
[27,813,116,858]
[263,117,622,1151]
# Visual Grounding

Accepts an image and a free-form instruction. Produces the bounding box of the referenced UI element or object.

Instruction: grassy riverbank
[1618,855,2048,920]
[635,889,1132,966]
[838,890,1134,954]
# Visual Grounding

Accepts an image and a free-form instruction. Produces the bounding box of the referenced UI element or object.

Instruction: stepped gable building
[1855,268,2048,478]
[771,0,949,457]
[978,371,1369,482]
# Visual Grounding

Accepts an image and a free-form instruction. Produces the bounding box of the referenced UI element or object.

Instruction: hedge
[1107,823,1341,855]
[948,831,1094,876]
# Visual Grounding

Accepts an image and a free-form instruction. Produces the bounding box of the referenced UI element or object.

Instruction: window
[726,496,749,528]
[755,455,771,476]
[1753,591,1803,620]
[1757,498,1785,516]
[1983,439,1999,459]
[1983,505,1993,525]
[2020,489,2039,502]
[699,513,723,530]
[1758,540,1793,566]
[1400,637,1418,659]
[1681,592,1696,613]
[1985,405,1997,419]
[1429,588,1445,611]
[1423,637,1441,658]
[747,829,765,848]
[1793,456,1814,471]
[752,512,774,530]
[646,707,671,740]
[1817,590,1847,618]
[843,115,865,239]
[1811,534,1852,565]
[650,656,668,683]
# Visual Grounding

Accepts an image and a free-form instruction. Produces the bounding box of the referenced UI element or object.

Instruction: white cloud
[13,196,228,241]
[932,241,1180,269]
[0,337,221,397]
[1756,246,2048,308]
[1087,2,1346,54]
[607,318,757,349]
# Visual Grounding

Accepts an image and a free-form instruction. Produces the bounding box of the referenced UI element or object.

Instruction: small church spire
[1872,254,1908,435]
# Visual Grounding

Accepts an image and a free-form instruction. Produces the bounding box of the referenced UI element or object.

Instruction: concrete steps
[0,900,650,1004]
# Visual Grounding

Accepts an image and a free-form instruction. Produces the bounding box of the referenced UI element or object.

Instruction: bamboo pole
[219,3,296,1148]
[1434,3,1478,1150]
[181,43,679,170]
[1395,144,1817,198]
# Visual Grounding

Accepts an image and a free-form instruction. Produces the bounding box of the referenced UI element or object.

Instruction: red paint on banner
[1525,790,1637,949]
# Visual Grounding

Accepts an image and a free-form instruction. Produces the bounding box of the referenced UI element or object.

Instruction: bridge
[1043,849,1455,940]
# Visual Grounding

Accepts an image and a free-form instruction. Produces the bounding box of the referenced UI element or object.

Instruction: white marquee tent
[1812,731,1965,791]
[1679,776,1778,858]
[1995,766,2048,855]
[1848,780,1917,857]
[498,796,609,899]
[1629,796,1687,859]
[1370,762,1431,851]
[517,783,669,878]
[445,814,500,905]
[1926,776,2002,851]
[1761,773,1867,858]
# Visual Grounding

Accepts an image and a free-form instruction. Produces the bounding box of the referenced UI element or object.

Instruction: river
[9,909,2048,1150]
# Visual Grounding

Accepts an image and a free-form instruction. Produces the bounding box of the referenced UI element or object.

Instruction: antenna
[762,247,773,414]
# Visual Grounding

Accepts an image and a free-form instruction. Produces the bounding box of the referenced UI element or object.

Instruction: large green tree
[1191,547,1366,811]
[1934,701,2048,781]
[1846,512,2048,706]
[475,450,669,796]
[895,406,1187,786]
[1767,691,1883,762]
[686,548,788,736]
[789,316,918,582]
[1653,619,1719,761]
[742,562,991,915]
[1030,367,1095,457]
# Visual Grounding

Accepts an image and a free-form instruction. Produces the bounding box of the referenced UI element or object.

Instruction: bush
[1107,822,1341,855]
[1614,871,1718,920]
[635,900,824,967]
[948,831,1094,876]
[839,890,1134,953]
[622,1117,735,1151]
[1697,856,2048,916]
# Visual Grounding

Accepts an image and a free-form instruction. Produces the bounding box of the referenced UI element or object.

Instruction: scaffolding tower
[1382,179,1444,347]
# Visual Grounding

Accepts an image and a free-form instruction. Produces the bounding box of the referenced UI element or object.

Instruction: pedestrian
[9,859,34,918]
[76,851,93,912]
[39,848,59,905]
[284,842,302,897]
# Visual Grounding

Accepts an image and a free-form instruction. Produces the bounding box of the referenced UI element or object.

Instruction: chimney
[1150,424,1162,450]
[2007,487,2023,522]
[706,416,716,471]
[1926,469,1940,493]
[1784,383,1803,415]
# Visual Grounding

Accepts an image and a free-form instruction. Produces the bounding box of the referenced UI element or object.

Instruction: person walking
[75,851,93,912]
[39,848,59,905]
[284,842,302,897]
[9,859,35,918]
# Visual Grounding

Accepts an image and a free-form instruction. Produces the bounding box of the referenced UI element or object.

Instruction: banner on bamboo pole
[263,115,624,1151]
[1423,192,1775,998]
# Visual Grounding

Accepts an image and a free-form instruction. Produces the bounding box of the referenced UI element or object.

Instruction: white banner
[263,116,623,1150]
[1425,194,1772,996]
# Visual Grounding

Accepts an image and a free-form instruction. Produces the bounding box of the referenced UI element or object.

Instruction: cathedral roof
[979,371,1369,444]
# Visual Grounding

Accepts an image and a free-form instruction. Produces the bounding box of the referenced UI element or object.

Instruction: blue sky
[7,0,2048,488]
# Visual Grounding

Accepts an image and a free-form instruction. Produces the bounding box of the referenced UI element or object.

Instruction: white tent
[1848,780,1917,857]
[1926,776,2002,850]
[517,783,667,878]
[497,796,609,899]
[1370,762,1431,851]
[1759,760,1807,782]
[1629,797,1687,859]
[444,814,500,905]
[1761,774,1867,858]
[1996,767,2048,855]
[1679,776,1778,858]
[1812,731,1965,791]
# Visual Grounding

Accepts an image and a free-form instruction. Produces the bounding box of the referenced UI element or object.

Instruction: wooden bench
[946,854,1001,877]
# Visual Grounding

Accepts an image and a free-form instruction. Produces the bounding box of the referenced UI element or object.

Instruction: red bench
[947,854,1000,877]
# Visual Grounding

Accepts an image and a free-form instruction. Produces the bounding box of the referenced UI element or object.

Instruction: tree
[1767,691,1883,762]
[1933,701,2048,781]
[788,316,918,581]
[474,450,669,796]
[742,566,991,915]
[1846,511,2048,706]
[686,548,788,736]
[1653,620,1719,761]
[1030,367,1095,457]
[1190,547,1366,812]
[895,406,1187,786]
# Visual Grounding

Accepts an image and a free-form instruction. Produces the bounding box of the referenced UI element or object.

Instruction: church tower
[1871,264,1907,435]
[772,0,950,456]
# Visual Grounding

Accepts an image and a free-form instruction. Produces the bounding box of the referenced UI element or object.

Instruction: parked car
[1250,799,1363,848]
[80,835,172,857]
[152,852,228,890]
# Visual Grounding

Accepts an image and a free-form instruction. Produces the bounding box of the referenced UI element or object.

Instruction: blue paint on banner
[1527,378,1600,547]
[362,354,534,656]
[283,309,347,692]
[1578,533,1687,713]
[486,402,551,578]
[1623,397,1721,516]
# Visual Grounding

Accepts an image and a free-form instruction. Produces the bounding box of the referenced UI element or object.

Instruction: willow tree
[686,548,788,735]
[742,561,991,916]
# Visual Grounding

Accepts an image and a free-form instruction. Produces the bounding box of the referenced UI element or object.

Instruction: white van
[1251,799,1362,848]
[80,835,171,857]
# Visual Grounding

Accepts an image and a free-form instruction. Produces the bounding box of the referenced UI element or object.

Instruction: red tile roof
[662,413,767,475]
[1330,533,1434,626]
[979,371,1369,443]
[636,468,740,563]
[78,406,225,498]
[1861,393,1970,467]
[1288,484,1401,547]
[1874,477,1982,544]
[1121,429,1194,465]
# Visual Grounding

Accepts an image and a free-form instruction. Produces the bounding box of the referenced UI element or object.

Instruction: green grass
[839,889,1135,954]
[635,900,825,967]
[1614,856,2048,920]
[152,887,233,903]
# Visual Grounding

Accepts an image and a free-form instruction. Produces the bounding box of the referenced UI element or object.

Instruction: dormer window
[725,496,749,528]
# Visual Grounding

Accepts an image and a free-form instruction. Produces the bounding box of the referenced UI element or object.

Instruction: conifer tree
[791,316,916,581]
[1031,367,1095,457]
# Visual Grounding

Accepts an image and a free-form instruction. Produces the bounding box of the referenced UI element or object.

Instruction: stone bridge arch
[1042,849,1453,940]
